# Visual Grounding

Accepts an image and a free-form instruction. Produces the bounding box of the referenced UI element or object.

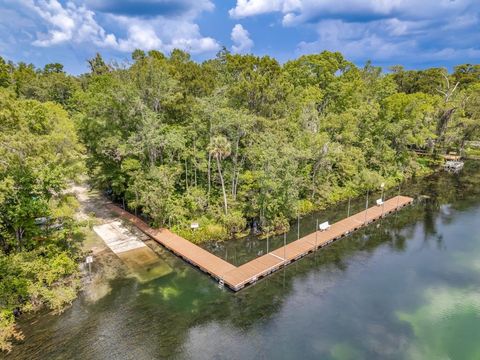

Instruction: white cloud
[20,0,117,47]
[229,0,282,18]
[112,16,219,53]
[229,0,473,23]
[18,0,219,54]
[116,24,162,52]
[230,24,253,53]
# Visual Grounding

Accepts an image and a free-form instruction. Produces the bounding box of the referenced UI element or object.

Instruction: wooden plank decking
[107,195,413,291]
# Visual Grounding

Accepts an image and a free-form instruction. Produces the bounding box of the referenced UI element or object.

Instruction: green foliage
[0,89,83,251]
[453,64,480,89]
[0,310,23,353]
[0,86,83,351]
[222,211,247,236]
[389,66,447,94]
[174,220,228,244]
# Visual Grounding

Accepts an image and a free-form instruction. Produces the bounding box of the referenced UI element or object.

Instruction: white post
[347,197,351,217]
[267,234,269,254]
[86,256,93,278]
[315,219,318,251]
[283,232,286,261]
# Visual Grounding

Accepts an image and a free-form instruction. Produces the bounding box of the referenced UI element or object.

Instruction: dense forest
[1,50,480,351]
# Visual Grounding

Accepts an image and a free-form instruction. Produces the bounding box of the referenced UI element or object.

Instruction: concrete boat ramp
[93,221,172,282]
[94,221,148,254]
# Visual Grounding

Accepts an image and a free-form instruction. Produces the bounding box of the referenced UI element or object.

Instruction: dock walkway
[107,195,413,291]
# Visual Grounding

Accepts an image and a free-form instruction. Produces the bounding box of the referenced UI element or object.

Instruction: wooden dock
[107,195,413,291]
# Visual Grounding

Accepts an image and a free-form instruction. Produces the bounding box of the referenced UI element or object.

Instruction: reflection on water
[8,162,480,360]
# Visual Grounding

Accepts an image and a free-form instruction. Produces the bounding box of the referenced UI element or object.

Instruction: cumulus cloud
[111,15,219,53]
[16,0,219,54]
[229,0,474,24]
[229,0,284,18]
[230,24,253,53]
[20,0,117,47]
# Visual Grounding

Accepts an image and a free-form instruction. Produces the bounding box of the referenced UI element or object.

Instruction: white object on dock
[376,199,384,206]
[444,160,464,172]
[319,221,330,231]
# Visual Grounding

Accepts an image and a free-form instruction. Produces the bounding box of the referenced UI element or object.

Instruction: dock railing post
[347,197,351,217]
[283,232,286,261]
[381,183,385,217]
[297,212,300,240]
[397,184,401,209]
[315,219,318,251]
[364,190,369,225]
[267,234,269,254]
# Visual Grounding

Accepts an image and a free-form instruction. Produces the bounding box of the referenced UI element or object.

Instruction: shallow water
[7,162,480,360]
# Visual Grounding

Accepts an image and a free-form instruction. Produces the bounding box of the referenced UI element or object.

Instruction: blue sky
[0,0,479,74]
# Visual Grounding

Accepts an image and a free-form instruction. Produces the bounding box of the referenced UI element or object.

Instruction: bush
[0,248,80,351]
[296,199,315,215]
[0,310,24,353]
[222,211,247,236]
[270,216,290,234]
[174,220,228,244]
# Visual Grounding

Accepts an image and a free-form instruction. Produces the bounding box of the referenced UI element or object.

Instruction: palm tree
[208,135,231,214]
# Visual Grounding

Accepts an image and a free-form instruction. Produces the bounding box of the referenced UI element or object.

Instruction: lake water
[7,162,480,360]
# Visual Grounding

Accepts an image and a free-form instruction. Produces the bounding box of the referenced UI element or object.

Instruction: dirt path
[70,183,113,222]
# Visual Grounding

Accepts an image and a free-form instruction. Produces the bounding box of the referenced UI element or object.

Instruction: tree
[435,73,460,150]
[87,53,110,75]
[0,56,11,88]
[0,87,82,351]
[0,89,82,251]
[132,49,146,62]
[208,136,231,214]
[43,63,64,74]
[453,64,480,88]
[135,165,179,226]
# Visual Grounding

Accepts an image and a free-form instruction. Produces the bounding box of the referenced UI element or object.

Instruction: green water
[7,162,480,360]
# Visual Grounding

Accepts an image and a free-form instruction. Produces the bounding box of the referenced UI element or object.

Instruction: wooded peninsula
[1,50,479,351]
